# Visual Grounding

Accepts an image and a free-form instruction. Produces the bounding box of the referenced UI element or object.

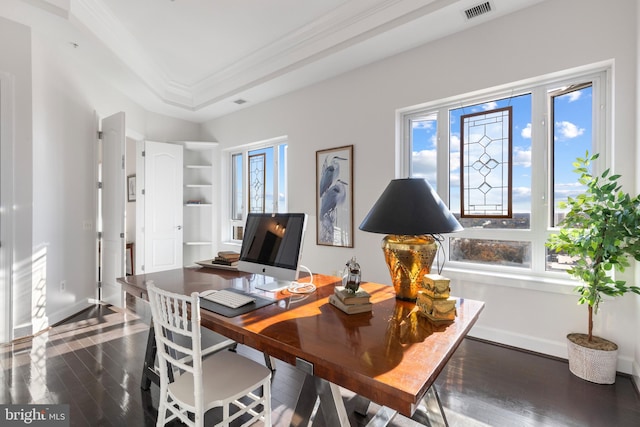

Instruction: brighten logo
[0,405,68,426]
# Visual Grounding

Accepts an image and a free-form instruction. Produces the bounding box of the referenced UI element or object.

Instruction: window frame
[397,65,610,288]
[223,136,288,243]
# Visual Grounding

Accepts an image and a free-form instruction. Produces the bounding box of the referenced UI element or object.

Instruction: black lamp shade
[359,178,463,235]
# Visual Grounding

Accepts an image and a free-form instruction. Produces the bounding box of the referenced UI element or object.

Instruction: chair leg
[142,323,160,390]
[156,384,168,426]
[263,377,272,426]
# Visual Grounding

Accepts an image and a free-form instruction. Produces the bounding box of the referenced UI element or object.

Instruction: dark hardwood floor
[1,301,639,426]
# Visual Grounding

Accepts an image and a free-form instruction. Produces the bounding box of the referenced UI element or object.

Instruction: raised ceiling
[3,0,543,122]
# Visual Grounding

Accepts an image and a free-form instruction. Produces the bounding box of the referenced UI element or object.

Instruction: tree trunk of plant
[588,304,593,342]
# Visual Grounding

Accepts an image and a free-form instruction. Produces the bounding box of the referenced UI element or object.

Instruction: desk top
[118,267,484,417]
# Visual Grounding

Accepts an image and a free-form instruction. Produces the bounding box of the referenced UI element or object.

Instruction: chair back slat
[147,283,203,390]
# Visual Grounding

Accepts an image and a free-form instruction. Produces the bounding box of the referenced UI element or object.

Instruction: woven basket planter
[566,333,618,384]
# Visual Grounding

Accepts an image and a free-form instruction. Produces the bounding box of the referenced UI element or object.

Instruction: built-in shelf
[182,141,218,150]
[178,140,217,267]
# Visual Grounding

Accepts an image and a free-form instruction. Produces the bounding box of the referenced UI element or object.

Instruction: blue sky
[411,87,592,215]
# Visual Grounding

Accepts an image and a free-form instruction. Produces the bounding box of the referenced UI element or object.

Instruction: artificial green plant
[546,152,640,342]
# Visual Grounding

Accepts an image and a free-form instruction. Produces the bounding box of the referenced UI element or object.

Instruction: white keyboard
[200,289,256,309]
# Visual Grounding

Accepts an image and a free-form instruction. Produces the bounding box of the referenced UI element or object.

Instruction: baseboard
[469,324,634,375]
[12,322,35,340]
[633,359,640,393]
[47,300,93,328]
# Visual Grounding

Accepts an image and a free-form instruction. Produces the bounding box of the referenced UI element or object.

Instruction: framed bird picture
[316,145,354,247]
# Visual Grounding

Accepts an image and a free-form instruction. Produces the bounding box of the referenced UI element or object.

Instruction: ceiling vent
[233,98,248,105]
[464,1,492,20]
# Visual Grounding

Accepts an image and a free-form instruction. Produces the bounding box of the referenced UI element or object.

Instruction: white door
[144,141,183,273]
[101,112,126,307]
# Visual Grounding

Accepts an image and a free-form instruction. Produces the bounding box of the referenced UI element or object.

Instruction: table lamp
[359,178,462,301]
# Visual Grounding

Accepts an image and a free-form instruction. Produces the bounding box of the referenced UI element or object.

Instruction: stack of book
[211,251,240,267]
[416,273,457,322]
[329,286,372,314]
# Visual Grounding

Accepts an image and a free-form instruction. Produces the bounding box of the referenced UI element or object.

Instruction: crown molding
[69,0,461,112]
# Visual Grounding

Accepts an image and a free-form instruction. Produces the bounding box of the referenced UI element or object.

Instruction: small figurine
[342,256,361,293]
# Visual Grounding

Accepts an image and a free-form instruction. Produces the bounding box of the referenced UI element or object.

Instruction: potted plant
[546,152,640,384]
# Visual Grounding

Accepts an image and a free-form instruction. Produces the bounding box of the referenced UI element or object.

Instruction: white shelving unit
[180,141,218,266]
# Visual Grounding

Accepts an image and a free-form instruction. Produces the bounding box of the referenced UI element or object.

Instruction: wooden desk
[118,268,484,426]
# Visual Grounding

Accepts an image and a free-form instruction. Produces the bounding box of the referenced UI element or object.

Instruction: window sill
[442,265,577,296]
[222,241,242,249]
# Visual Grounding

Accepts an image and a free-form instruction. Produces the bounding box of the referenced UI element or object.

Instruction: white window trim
[396,63,612,292]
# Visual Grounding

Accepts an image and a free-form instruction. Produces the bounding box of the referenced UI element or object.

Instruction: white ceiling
[3,0,543,122]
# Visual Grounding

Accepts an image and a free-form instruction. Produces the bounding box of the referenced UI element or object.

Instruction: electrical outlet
[60,281,66,292]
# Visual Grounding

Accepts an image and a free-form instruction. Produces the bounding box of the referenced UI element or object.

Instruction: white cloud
[521,123,532,139]
[450,134,460,152]
[513,147,531,168]
[554,181,587,200]
[512,186,531,198]
[559,90,582,102]
[412,120,434,130]
[411,149,437,183]
[482,101,498,111]
[450,151,460,173]
[556,121,585,139]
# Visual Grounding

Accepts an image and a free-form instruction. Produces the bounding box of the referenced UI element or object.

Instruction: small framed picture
[316,145,353,247]
[127,175,136,202]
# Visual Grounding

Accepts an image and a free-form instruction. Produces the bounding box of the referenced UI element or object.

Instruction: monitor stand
[255,279,293,292]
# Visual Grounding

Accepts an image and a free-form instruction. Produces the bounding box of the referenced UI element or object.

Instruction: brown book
[329,295,372,314]
[212,257,238,266]
[216,251,240,262]
[334,286,371,305]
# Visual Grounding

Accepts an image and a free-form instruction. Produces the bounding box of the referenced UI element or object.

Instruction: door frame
[0,72,15,343]
[95,113,144,306]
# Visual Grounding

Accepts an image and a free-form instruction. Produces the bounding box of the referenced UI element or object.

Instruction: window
[401,67,608,280]
[228,138,288,240]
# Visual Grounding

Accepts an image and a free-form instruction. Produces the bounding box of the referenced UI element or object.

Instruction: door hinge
[98,232,102,239]
[97,182,102,189]
[120,233,125,239]
[141,189,145,195]
[122,155,125,169]
[141,265,145,272]
[142,150,145,157]
[97,131,103,140]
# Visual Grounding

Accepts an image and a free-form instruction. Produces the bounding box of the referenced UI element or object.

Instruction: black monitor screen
[239,213,306,270]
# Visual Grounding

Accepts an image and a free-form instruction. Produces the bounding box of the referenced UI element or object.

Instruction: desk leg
[364,385,448,427]
[291,375,350,427]
[411,385,448,427]
[263,353,276,372]
[141,323,160,390]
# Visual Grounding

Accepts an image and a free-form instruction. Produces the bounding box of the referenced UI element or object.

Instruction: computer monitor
[237,213,308,291]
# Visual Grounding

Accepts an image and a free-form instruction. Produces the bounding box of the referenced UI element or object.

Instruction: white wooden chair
[147,282,272,427]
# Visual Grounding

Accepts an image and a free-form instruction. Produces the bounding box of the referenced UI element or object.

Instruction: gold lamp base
[381,234,437,301]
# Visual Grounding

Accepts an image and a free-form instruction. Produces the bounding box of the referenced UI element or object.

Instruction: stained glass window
[460,107,512,218]
[248,153,265,213]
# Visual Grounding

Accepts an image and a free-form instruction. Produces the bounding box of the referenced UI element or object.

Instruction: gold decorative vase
[381,234,437,301]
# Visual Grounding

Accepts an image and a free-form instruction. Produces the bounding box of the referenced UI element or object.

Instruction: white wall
[0,18,203,337]
[0,17,33,338]
[202,0,640,374]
